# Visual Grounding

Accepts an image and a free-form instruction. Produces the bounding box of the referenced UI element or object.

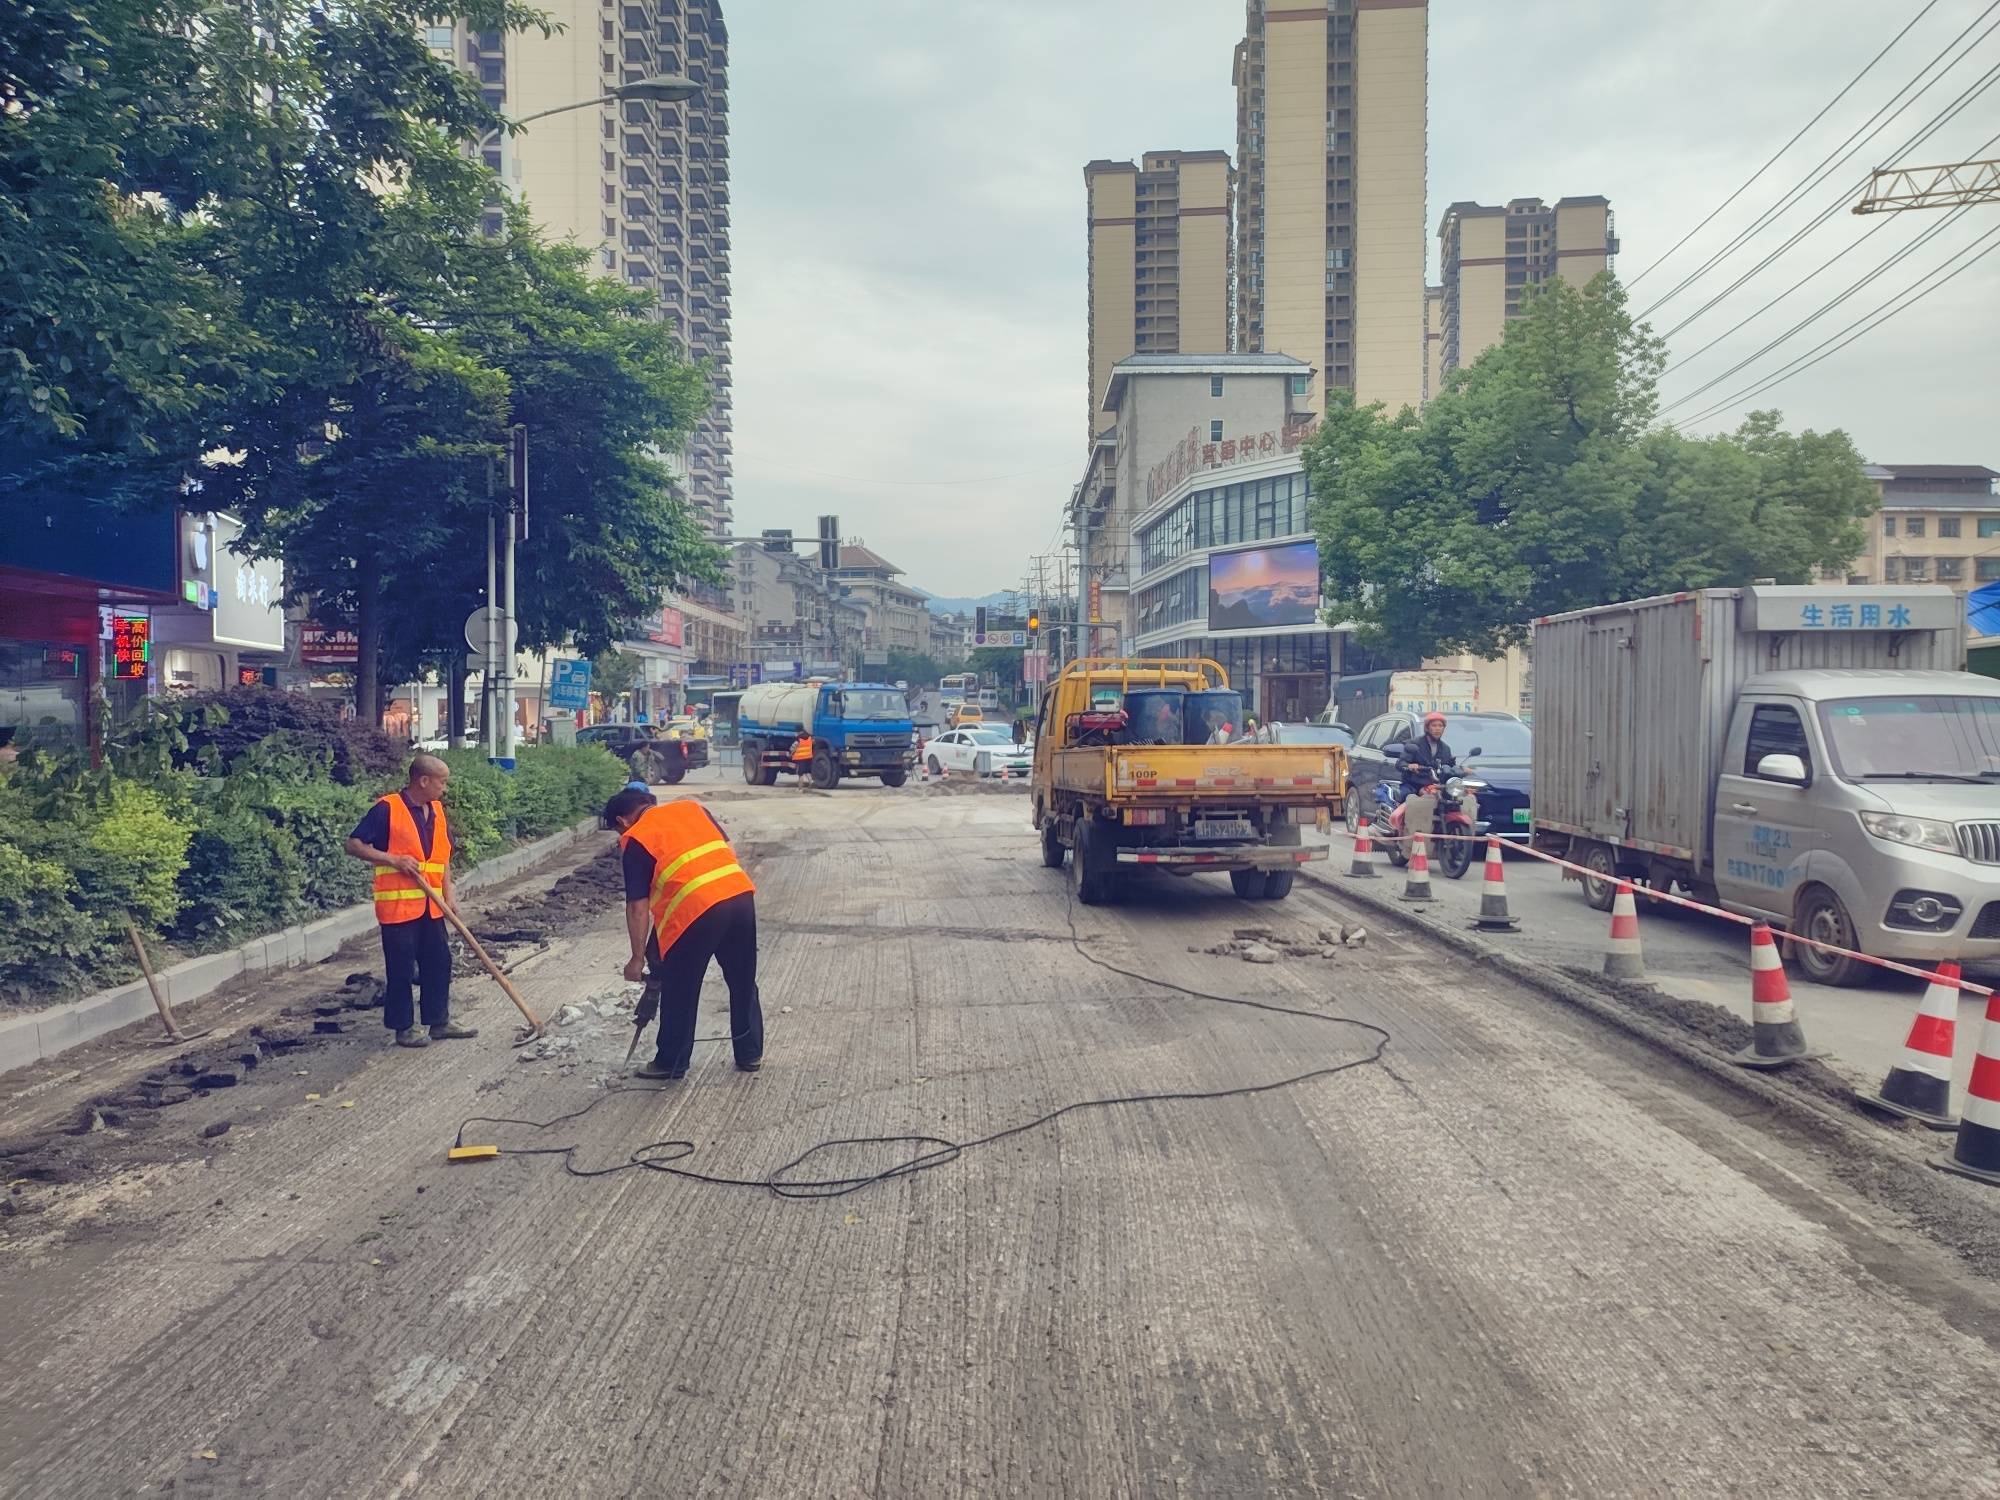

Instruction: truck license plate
[1195,818,1254,841]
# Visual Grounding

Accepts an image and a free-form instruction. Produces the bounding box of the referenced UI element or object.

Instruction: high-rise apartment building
[1233,0,1428,418]
[1423,283,1443,402]
[429,3,734,534]
[1084,152,1235,440]
[1435,195,1616,376]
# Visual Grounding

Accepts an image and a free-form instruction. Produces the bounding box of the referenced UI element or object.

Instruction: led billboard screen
[1206,539,1321,632]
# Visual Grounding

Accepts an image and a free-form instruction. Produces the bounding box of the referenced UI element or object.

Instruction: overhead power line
[1668,221,2000,429]
[1655,55,2000,341]
[1638,0,2000,320]
[1656,129,2000,388]
[1626,0,1943,290]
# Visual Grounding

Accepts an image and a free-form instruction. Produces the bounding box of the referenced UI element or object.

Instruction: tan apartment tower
[430,2,734,535]
[1436,195,1616,376]
[1423,283,1443,402]
[1084,151,1234,440]
[1233,0,1428,420]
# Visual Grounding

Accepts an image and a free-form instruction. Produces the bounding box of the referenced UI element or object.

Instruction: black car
[575,723,699,783]
[1341,710,1533,841]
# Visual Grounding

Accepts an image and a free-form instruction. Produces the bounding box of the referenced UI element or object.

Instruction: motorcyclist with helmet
[1398,712,1478,852]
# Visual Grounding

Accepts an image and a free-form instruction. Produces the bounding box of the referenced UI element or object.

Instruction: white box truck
[1532,586,2000,984]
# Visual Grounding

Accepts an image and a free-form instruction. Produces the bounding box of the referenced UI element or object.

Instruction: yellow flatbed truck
[1030,658,1347,904]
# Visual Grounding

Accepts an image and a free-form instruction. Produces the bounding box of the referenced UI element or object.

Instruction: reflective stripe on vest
[372,795,451,923]
[620,802,755,955]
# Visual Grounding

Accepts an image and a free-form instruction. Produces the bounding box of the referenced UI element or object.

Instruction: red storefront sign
[647,607,685,647]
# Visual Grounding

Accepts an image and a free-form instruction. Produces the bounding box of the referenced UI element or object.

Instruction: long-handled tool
[625,974,663,1062]
[413,875,546,1038]
[125,920,185,1043]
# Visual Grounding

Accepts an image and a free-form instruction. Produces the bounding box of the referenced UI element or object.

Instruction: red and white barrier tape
[1334,822,1995,998]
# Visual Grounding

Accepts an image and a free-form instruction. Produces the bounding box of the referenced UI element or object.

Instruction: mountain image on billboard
[1207,540,1320,631]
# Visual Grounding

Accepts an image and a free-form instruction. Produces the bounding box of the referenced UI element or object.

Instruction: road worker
[344,754,479,1048]
[791,730,815,789]
[602,786,764,1081]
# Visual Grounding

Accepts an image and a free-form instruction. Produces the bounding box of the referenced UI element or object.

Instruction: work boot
[429,1020,479,1041]
[735,1056,763,1073]
[635,1059,686,1080]
[394,1028,429,1049]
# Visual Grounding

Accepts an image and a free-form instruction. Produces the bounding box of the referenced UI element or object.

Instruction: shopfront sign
[42,647,83,679]
[300,624,359,665]
[1146,422,1311,505]
[111,614,151,679]
[646,607,685,647]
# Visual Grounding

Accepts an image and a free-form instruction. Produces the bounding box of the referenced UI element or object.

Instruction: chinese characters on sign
[1147,424,1307,503]
[1796,603,1910,629]
[647,607,685,647]
[299,624,359,665]
[41,647,83,679]
[1088,578,1103,625]
[111,614,150,680]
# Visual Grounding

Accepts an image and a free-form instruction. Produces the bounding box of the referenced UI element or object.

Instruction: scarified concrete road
[4,782,2000,1497]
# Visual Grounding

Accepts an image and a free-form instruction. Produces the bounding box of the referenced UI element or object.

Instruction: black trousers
[379,915,452,1032]
[647,892,762,1072]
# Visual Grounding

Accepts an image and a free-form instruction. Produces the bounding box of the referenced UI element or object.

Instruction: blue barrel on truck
[738,681,915,789]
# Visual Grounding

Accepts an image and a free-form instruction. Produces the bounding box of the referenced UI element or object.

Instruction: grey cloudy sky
[726,1,2000,597]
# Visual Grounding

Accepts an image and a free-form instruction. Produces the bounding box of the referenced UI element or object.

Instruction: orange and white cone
[1401,832,1434,903]
[1470,837,1519,932]
[1732,922,1817,1068]
[1602,882,1644,980]
[1860,962,1960,1129]
[1937,994,2000,1186]
[1347,823,1378,879]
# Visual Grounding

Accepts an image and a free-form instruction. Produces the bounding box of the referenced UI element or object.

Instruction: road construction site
[4,772,2000,1497]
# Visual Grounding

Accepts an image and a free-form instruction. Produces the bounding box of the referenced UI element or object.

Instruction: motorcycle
[1371,753,1488,879]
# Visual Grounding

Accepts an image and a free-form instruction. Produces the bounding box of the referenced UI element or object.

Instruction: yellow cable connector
[447,1144,500,1163]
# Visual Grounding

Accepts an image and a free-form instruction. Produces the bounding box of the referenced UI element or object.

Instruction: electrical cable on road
[1640,0,2000,320]
[1626,0,1943,290]
[452,880,1394,1200]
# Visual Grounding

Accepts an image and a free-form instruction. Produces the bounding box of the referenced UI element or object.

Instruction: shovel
[411,875,547,1040]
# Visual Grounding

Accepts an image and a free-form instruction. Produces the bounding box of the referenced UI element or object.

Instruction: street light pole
[505,74,700,128]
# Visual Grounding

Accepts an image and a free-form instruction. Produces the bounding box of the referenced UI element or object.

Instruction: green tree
[590,649,646,704]
[1307,273,1877,659]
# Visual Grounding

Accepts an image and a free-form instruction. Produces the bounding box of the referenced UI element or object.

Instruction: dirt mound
[1191,925,1366,963]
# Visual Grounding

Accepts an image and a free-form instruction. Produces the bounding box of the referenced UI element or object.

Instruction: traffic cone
[1732,922,1817,1068]
[1603,883,1644,980]
[1937,994,2000,1186]
[1347,824,1378,879]
[1469,837,1519,932]
[1401,833,1434,903]
[1859,962,1961,1129]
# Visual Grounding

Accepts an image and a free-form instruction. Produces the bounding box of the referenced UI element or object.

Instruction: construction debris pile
[515,985,643,1078]
[1193,926,1367,964]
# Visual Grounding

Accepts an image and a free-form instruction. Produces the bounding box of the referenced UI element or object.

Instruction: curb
[1298,862,1952,1175]
[0,815,605,1079]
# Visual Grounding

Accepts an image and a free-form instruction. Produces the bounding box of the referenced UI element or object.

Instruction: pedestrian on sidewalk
[344,754,479,1049]
[603,786,765,1080]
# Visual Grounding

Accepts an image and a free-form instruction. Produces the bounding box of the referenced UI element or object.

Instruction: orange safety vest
[619,801,756,956]
[371,795,452,924]
[791,736,815,763]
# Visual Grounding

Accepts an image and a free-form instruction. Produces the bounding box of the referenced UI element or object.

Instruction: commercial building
[731,536,859,680]
[1083,151,1235,441]
[1435,196,1616,375]
[1233,0,1428,418]
[431,2,734,533]
[1832,464,2000,599]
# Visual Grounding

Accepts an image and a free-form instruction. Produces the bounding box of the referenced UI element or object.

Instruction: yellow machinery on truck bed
[1030,658,1347,904]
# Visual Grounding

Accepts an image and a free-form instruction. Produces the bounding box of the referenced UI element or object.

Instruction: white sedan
[924,727,1032,778]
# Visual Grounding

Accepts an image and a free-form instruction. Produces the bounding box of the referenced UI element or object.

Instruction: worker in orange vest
[344,754,479,1048]
[603,786,764,1080]
[790,730,815,790]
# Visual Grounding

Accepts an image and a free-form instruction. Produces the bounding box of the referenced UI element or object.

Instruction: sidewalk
[1304,826,1997,1095]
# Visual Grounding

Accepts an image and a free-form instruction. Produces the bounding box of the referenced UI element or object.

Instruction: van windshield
[1817,695,2000,781]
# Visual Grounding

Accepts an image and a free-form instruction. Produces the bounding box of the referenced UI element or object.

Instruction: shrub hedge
[0,703,626,1006]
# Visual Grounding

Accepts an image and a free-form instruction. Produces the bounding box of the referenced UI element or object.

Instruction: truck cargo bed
[1050,743,1342,803]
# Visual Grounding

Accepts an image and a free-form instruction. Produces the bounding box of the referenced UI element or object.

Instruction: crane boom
[1854,158,2000,213]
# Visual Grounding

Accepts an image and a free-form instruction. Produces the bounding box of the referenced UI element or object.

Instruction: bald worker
[345,754,478,1048]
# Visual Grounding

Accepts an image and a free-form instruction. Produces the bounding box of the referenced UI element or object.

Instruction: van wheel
[1579,843,1619,911]
[1041,820,1065,870]
[1793,887,1866,987]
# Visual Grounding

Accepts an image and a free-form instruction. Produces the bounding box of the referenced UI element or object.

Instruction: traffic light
[1027,607,1040,633]
[974,606,987,638]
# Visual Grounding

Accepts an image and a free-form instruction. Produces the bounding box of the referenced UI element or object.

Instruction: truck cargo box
[1531,587,1964,874]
